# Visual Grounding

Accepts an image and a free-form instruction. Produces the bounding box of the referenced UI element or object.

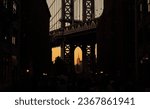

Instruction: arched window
[74,46,82,65]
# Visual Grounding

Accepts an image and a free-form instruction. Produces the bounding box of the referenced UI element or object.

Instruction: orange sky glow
[52,46,83,65]
[52,45,97,65]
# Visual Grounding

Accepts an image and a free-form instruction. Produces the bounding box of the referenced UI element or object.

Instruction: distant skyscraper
[75,54,82,73]
[77,54,81,65]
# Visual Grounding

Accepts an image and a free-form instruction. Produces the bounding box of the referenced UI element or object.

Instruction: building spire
[77,53,80,65]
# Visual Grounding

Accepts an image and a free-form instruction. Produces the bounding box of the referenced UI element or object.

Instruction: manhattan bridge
[48,0,103,73]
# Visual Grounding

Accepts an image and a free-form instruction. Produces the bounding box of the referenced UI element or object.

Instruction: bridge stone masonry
[49,0,98,73]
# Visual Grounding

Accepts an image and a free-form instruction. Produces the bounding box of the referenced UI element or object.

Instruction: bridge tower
[83,0,95,21]
[82,0,95,73]
[61,0,74,28]
[60,0,96,73]
[61,0,75,71]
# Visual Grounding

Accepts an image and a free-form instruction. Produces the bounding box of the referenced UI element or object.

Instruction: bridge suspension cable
[50,8,61,22]
[49,0,56,9]
[49,0,62,31]
[50,20,60,30]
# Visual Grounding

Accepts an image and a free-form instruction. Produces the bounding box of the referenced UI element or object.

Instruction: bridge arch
[74,46,83,65]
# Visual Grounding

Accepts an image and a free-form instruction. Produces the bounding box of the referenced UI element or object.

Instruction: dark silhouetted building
[137,0,150,87]
[0,0,19,90]
[0,0,51,90]
[20,0,51,80]
[97,0,150,87]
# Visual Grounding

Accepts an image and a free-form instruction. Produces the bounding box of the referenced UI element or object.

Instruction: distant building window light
[148,0,150,12]
[12,55,17,60]
[100,71,104,74]
[140,4,142,12]
[4,36,7,40]
[13,1,17,14]
[12,55,17,65]
[148,6,150,12]
[12,36,16,45]
[26,69,30,73]
[3,0,8,8]
[43,73,47,76]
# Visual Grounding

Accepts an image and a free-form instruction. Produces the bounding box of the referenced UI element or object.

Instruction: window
[3,0,8,8]
[13,1,17,14]
[4,36,7,40]
[148,0,150,12]
[140,4,142,12]
[12,36,16,45]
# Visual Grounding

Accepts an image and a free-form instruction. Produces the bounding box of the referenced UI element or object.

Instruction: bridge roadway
[50,18,98,47]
